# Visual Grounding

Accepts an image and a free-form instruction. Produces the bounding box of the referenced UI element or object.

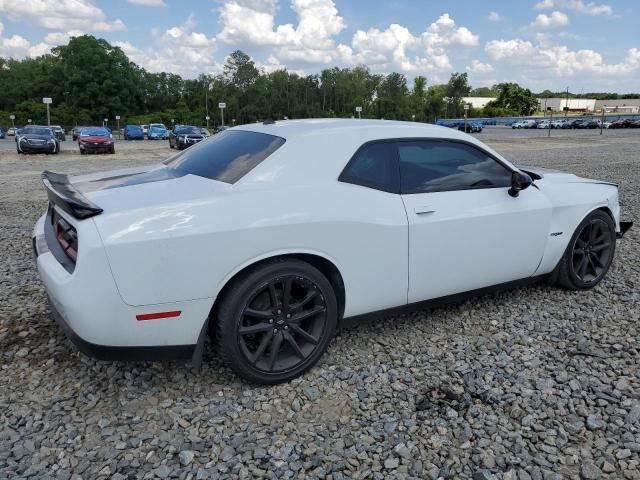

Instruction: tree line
[0,35,637,128]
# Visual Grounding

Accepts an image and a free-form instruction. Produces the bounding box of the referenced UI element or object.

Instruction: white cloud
[466,59,494,74]
[488,12,502,22]
[217,0,345,64]
[0,0,125,31]
[532,11,569,28]
[486,38,640,78]
[0,22,30,58]
[342,14,479,74]
[115,16,218,76]
[534,0,613,16]
[128,0,166,5]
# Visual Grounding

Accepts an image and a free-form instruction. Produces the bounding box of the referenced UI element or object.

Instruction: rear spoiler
[41,171,103,219]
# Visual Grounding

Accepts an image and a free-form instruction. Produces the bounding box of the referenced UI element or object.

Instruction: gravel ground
[1,128,639,479]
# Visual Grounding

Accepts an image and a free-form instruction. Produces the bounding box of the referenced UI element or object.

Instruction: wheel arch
[191,250,346,370]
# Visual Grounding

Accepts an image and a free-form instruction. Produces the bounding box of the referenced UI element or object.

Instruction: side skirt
[341,275,549,328]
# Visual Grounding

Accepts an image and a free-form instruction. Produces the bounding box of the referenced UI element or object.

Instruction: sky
[0,0,639,92]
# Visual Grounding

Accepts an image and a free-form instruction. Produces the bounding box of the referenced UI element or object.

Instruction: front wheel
[216,259,338,384]
[553,210,616,290]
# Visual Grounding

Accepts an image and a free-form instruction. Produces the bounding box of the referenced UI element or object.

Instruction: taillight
[55,215,78,262]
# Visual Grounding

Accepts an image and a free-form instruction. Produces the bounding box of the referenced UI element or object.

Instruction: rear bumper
[79,143,113,153]
[48,297,194,361]
[32,210,209,360]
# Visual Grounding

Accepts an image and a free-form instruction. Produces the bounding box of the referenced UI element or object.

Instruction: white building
[538,98,596,112]
[595,99,640,114]
[463,97,496,109]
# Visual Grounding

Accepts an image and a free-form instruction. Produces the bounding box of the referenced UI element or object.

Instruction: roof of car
[234,118,471,142]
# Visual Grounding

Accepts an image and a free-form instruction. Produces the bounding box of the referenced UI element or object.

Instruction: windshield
[150,126,166,132]
[150,124,166,129]
[175,126,200,135]
[23,127,53,136]
[164,130,286,184]
[80,128,110,136]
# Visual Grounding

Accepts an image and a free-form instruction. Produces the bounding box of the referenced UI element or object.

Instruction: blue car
[148,123,169,140]
[0,128,5,139]
[123,124,144,140]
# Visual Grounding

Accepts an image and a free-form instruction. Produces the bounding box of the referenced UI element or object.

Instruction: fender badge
[550,232,563,237]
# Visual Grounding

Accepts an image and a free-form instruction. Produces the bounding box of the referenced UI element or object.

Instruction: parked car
[123,125,144,140]
[200,128,211,137]
[630,119,640,128]
[169,125,205,149]
[141,124,149,138]
[72,126,88,141]
[7,127,17,136]
[148,124,169,140]
[16,126,59,154]
[536,121,550,129]
[512,120,536,129]
[0,128,5,139]
[33,119,632,384]
[78,127,115,154]
[457,122,482,133]
[562,119,584,129]
[609,119,634,129]
[51,125,66,141]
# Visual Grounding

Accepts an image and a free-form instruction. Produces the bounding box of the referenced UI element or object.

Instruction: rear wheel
[216,259,337,384]
[554,210,616,290]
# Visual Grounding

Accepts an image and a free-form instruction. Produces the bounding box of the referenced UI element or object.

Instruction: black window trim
[338,137,518,195]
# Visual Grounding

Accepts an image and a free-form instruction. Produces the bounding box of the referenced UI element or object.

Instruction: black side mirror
[508,171,533,197]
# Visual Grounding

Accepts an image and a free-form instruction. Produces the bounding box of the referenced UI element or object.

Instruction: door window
[398,141,512,194]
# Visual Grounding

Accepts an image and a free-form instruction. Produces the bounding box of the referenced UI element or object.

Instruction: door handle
[414,206,436,215]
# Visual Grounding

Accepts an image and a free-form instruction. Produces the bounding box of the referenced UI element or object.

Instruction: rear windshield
[81,128,109,136]
[164,130,285,184]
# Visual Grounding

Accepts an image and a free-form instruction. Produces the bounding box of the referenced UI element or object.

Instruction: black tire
[554,210,616,290]
[216,259,338,384]
[110,146,115,154]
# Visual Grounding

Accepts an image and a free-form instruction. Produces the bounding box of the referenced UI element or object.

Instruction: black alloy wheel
[554,210,616,290]
[238,275,328,373]
[216,259,337,384]
[571,218,614,283]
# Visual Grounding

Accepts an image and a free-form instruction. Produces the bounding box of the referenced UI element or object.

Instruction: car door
[397,139,552,303]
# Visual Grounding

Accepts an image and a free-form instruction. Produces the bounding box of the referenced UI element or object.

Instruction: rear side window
[165,130,285,183]
[398,140,512,194]
[339,142,399,193]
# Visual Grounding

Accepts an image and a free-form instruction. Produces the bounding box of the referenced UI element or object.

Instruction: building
[538,98,597,112]
[594,99,640,114]
[463,97,496,109]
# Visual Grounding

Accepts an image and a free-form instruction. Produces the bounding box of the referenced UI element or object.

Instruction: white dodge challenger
[33,119,632,384]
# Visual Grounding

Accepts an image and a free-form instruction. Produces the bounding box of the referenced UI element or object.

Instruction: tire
[553,210,616,290]
[216,259,338,384]
[110,146,115,154]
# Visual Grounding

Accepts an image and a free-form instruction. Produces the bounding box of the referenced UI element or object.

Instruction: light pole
[205,116,210,129]
[600,105,605,135]
[218,102,226,129]
[547,107,552,138]
[115,115,120,133]
[103,118,108,128]
[42,97,52,126]
[464,104,469,133]
[9,114,15,128]
[355,106,362,119]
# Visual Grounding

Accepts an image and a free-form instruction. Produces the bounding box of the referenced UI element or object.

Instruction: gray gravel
[1,128,639,479]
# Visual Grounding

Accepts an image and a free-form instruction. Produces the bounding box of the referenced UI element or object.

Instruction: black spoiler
[41,171,103,219]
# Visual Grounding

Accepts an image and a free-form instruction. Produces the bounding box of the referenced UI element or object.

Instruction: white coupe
[33,119,632,384]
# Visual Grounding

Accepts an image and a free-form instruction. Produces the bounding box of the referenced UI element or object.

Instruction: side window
[339,142,399,193]
[398,141,512,194]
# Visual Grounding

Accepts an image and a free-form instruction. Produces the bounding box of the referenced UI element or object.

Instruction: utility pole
[548,108,552,138]
[565,86,569,117]
[600,105,605,135]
